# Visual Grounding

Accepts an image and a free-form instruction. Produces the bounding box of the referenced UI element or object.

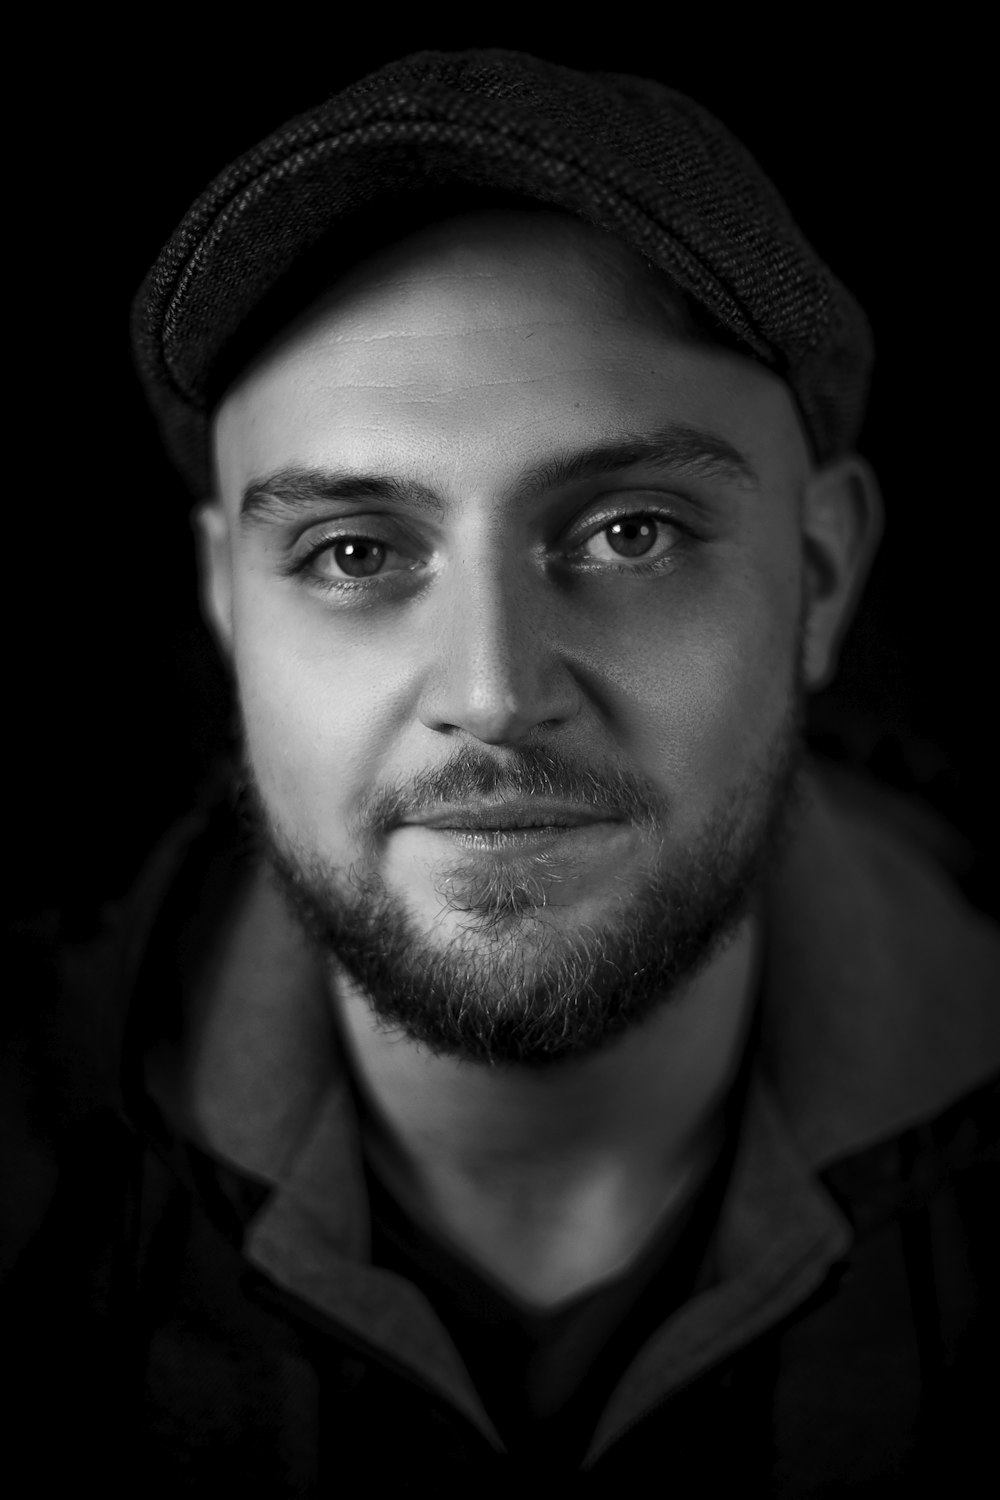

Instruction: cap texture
[132,49,873,493]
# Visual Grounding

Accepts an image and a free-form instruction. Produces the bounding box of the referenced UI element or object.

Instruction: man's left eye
[581,515,679,564]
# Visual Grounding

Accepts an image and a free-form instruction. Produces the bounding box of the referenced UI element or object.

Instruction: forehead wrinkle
[327,314,641,344]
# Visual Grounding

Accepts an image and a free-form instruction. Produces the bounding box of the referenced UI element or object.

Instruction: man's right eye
[313,537,390,579]
[290,530,424,588]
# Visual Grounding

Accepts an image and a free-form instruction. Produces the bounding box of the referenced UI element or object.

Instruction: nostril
[418,577,580,743]
[420,648,580,744]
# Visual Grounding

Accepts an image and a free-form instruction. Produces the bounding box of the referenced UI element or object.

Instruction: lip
[401,799,622,832]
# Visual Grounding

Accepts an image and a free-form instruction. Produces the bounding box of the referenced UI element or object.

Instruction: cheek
[231,570,417,848]
[596,545,801,807]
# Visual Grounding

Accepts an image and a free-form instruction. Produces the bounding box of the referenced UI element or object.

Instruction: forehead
[213,207,809,503]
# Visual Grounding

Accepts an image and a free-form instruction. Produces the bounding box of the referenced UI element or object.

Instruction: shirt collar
[240,1045,852,1455]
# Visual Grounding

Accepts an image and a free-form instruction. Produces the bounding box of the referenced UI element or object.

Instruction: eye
[319,538,387,578]
[580,514,680,565]
[305,534,419,582]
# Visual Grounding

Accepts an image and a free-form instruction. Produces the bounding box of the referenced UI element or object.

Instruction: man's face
[208,208,814,1065]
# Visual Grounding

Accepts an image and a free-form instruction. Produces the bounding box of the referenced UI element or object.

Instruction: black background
[15,22,995,930]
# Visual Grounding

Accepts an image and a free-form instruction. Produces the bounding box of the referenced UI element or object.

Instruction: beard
[245,686,804,1070]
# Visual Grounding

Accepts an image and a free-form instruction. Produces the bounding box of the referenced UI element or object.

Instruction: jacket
[3,766,999,1495]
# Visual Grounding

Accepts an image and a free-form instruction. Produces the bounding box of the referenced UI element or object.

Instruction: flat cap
[132,48,873,494]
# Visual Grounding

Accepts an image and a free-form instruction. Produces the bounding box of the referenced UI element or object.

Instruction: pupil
[607,518,656,558]
[335,539,385,577]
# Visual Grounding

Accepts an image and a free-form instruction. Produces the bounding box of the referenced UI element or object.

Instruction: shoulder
[2,785,245,1278]
[762,762,1000,1169]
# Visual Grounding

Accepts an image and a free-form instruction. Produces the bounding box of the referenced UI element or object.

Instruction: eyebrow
[239,421,759,526]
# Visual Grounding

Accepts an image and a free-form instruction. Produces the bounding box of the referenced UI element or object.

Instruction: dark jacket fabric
[3,768,999,1496]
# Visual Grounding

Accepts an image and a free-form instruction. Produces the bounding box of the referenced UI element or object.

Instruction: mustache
[353,743,667,838]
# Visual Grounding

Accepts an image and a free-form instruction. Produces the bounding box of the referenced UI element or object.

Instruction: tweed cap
[132,48,873,495]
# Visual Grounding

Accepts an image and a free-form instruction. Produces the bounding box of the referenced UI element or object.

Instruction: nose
[418,555,581,745]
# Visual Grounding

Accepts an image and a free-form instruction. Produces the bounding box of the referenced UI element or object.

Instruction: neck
[332,913,761,1303]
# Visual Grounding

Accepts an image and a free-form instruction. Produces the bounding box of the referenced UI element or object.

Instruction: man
[5,48,998,1493]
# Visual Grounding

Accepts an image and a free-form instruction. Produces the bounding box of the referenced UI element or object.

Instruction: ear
[800,454,884,690]
[192,499,235,660]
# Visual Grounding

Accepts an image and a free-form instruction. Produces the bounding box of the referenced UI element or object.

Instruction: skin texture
[199,206,881,1301]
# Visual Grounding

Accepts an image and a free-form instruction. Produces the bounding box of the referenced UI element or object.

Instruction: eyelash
[283,510,696,595]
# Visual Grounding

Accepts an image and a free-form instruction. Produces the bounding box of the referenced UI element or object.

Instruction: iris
[606,519,656,557]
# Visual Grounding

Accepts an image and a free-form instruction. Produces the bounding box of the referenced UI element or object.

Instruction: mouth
[401,799,623,834]
[396,801,628,855]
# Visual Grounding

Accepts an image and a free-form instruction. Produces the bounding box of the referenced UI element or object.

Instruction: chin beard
[243,698,804,1070]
